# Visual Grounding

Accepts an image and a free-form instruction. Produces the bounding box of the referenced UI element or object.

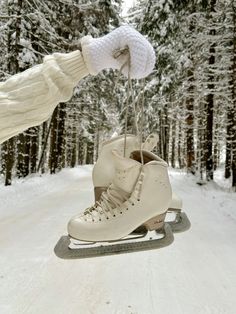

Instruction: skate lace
[84,184,132,221]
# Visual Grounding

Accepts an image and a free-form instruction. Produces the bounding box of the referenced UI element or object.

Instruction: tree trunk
[225,107,233,178]
[70,124,77,168]
[178,123,183,169]
[39,121,50,174]
[86,139,94,165]
[171,118,176,168]
[57,103,66,170]
[159,110,163,158]
[78,134,85,165]
[185,20,195,174]
[163,105,169,163]
[30,127,39,173]
[3,138,15,186]
[49,108,59,174]
[231,0,236,190]
[3,0,23,185]
[205,0,216,181]
[186,95,195,174]
[95,127,100,162]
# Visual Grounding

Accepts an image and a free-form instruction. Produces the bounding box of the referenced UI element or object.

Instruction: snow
[0,166,236,314]
[122,0,137,17]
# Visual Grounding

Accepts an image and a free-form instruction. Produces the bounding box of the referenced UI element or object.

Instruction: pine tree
[132,0,236,189]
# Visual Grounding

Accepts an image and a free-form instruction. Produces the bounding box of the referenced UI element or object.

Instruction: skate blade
[54,223,174,259]
[166,211,191,233]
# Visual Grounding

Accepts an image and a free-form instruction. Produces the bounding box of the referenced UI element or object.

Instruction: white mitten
[81,25,156,79]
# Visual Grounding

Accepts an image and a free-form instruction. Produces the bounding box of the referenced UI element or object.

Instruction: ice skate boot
[54,150,174,259]
[93,134,190,233]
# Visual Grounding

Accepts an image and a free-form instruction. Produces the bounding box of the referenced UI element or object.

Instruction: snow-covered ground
[0,166,236,314]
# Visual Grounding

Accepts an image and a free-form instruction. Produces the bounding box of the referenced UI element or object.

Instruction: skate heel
[143,213,166,231]
[94,187,107,202]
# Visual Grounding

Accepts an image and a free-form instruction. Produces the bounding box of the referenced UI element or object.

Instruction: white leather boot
[92,134,182,211]
[68,150,172,242]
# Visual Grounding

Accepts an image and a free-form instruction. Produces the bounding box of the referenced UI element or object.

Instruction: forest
[0,0,235,190]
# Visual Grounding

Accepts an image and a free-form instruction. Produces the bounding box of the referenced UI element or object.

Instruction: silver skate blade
[167,211,191,233]
[54,223,174,259]
[71,231,148,246]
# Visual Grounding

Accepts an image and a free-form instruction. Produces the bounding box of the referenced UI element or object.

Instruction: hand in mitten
[81,25,155,79]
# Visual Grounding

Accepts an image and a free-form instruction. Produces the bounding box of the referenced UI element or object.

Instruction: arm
[0,26,155,145]
[0,50,89,144]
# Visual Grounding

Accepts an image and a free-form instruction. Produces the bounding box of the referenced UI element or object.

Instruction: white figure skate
[93,134,190,233]
[55,149,174,259]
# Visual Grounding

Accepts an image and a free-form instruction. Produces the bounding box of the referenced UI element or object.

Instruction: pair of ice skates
[55,134,190,259]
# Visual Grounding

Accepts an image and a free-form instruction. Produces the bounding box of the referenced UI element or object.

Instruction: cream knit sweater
[0,50,89,144]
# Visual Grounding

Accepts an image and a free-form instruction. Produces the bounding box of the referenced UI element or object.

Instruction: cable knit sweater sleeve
[0,50,89,144]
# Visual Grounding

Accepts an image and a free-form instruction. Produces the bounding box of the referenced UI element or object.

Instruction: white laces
[83,167,145,222]
[83,183,133,221]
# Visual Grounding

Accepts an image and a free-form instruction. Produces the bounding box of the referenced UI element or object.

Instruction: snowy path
[0,167,236,314]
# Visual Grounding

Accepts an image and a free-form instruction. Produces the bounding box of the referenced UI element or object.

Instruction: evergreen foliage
[129,0,236,188]
[0,0,236,190]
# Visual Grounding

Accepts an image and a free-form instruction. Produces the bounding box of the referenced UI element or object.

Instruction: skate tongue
[111,149,141,193]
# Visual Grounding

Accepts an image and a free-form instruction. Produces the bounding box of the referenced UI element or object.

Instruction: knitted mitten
[81,25,156,79]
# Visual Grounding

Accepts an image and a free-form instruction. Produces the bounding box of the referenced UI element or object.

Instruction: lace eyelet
[120,212,122,214]
[113,215,116,217]
[99,219,101,221]
[106,217,109,220]
[132,203,134,206]
[137,199,140,202]
[126,208,128,211]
